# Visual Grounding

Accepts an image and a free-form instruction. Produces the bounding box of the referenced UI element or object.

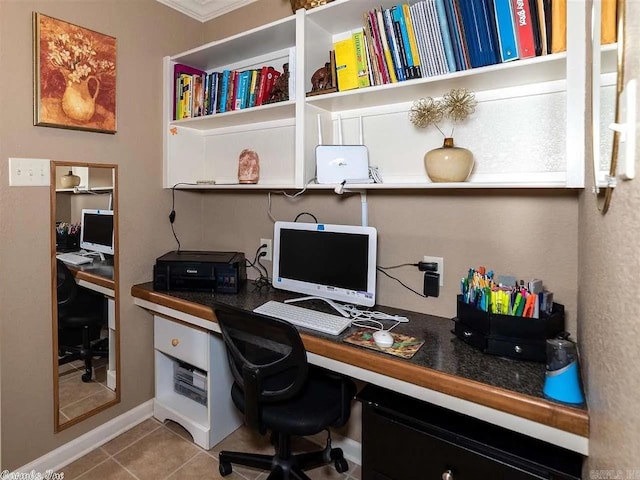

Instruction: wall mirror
[50,161,120,431]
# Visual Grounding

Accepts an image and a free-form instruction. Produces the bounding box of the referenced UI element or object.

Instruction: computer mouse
[372,330,395,348]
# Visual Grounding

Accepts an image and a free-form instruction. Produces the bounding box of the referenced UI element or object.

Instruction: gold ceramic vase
[424,137,474,182]
[62,75,100,122]
[60,170,81,188]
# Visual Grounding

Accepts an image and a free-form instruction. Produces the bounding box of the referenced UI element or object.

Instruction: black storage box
[56,231,80,252]
[453,295,565,362]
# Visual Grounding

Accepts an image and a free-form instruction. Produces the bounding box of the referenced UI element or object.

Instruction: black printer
[153,251,246,293]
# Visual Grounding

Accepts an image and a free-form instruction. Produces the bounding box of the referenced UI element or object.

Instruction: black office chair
[215,306,356,480]
[56,259,108,383]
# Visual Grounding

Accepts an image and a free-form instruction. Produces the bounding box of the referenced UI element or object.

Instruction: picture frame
[33,12,117,134]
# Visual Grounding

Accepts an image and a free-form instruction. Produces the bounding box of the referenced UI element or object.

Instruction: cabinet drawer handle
[171,338,180,347]
[442,469,454,480]
[514,345,522,353]
[463,331,472,337]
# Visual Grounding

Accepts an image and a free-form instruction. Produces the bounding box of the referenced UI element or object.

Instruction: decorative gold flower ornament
[409,88,477,136]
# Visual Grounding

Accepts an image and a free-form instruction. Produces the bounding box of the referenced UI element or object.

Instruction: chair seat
[231,368,351,437]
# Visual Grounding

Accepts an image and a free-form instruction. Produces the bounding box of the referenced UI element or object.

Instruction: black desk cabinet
[358,386,583,480]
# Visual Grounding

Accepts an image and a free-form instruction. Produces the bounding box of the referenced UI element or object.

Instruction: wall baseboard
[17,400,154,475]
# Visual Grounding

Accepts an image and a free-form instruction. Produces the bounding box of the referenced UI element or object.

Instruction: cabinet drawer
[154,316,208,371]
[363,408,541,480]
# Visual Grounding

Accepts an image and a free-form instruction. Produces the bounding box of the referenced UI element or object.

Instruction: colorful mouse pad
[343,328,424,359]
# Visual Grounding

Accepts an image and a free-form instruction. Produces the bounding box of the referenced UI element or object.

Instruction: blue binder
[493,0,519,62]
[435,0,458,72]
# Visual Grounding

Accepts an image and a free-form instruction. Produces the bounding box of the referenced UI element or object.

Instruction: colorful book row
[173,64,284,121]
[332,0,589,92]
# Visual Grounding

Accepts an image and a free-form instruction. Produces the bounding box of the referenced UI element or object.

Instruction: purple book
[173,63,206,120]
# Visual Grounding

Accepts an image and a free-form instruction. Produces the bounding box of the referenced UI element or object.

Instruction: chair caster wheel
[334,458,349,473]
[219,462,232,476]
[81,372,92,382]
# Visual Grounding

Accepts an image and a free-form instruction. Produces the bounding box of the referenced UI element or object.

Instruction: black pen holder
[453,295,565,362]
[56,231,80,252]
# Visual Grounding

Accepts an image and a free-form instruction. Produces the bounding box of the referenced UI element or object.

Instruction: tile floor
[59,418,361,480]
[58,357,116,423]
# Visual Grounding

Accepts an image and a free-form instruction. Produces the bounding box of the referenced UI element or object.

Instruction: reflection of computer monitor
[272,222,377,307]
[80,209,114,256]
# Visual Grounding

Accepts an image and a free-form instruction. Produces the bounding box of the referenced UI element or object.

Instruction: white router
[315,114,371,185]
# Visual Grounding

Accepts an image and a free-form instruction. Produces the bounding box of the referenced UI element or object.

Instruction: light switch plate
[8,157,50,186]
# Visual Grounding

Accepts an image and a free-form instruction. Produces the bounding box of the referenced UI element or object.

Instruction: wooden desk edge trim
[74,270,115,291]
[130,284,588,438]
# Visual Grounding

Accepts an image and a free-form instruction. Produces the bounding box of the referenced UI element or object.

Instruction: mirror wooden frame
[50,160,120,432]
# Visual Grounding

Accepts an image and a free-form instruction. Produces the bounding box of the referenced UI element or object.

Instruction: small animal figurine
[265,63,289,104]
[311,63,332,92]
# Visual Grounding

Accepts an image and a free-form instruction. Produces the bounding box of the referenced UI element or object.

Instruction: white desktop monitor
[272,222,377,307]
[80,209,114,256]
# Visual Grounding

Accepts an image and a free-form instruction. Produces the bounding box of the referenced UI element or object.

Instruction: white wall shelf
[163,0,609,191]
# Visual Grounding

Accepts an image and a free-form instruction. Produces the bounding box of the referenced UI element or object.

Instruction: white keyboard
[56,252,93,266]
[253,301,352,336]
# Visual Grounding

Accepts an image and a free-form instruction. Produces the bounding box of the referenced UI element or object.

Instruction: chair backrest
[215,306,308,430]
[56,259,78,311]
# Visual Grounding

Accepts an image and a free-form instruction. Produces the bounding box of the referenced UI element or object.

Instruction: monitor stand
[83,250,106,262]
[284,296,351,318]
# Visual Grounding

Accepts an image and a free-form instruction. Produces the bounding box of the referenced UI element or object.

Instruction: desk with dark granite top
[131,281,588,455]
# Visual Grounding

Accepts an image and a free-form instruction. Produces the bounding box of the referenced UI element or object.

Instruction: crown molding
[156,0,257,22]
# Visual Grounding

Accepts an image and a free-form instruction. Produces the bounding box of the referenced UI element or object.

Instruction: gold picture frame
[33,12,117,134]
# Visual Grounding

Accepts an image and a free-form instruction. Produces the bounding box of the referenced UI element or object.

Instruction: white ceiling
[156,0,257,22]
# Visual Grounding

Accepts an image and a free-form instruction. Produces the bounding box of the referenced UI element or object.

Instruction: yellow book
[551,0,566,53]
[334,35,359,91]
[601,0,617,45]
[401,3,421,77]
[352,28,371,88]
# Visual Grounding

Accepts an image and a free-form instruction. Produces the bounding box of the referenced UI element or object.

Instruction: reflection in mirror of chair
[52,161,120,431]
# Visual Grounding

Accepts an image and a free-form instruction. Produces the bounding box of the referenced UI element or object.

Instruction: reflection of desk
[131,282,588,456]
[68,260,116,390]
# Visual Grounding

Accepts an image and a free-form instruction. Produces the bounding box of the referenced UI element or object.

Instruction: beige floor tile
[75,459,136,480]
[102,418,162,455]
[61,387,117,419]
[348,464,361,480]
[209,426,273,457]
[306,460,355,480]
[167,451,244,480]
[58,373,105,408]
[60,448,109,480]
[113,426,200,480]
[164,419,195,442]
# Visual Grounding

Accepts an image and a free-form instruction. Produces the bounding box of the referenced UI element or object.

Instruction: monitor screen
[272,222,377,307]
[80,209,114,256]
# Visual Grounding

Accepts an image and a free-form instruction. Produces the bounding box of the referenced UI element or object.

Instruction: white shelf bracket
[608,78,637,181]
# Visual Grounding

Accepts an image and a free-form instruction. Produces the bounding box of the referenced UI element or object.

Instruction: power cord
[245,244,271,289]
[342,304,409,324]
[294,212,318,223]
[169,182,199,252]
[267,177,316,223]
[376,266,426,298]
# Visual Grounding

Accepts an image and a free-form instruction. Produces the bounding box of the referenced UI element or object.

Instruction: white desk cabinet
[153,315,242,450]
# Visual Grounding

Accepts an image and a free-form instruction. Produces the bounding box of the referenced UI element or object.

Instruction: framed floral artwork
[33,13,117,134]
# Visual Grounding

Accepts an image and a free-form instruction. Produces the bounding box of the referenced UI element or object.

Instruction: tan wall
[198,190,579,323]
[580,0,640,471]
[0,0,204,469]
[6,0,637,471]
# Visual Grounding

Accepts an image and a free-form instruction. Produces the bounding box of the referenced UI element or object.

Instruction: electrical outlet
[423,256,444,287]
[9,157,50,186]
[260,238,272,261]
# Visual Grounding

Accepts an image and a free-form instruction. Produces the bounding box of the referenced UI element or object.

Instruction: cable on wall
[169,182,199,251]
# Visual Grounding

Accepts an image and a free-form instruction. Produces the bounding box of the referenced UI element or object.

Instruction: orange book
[600,0,617,45]
[550,0,566,53]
